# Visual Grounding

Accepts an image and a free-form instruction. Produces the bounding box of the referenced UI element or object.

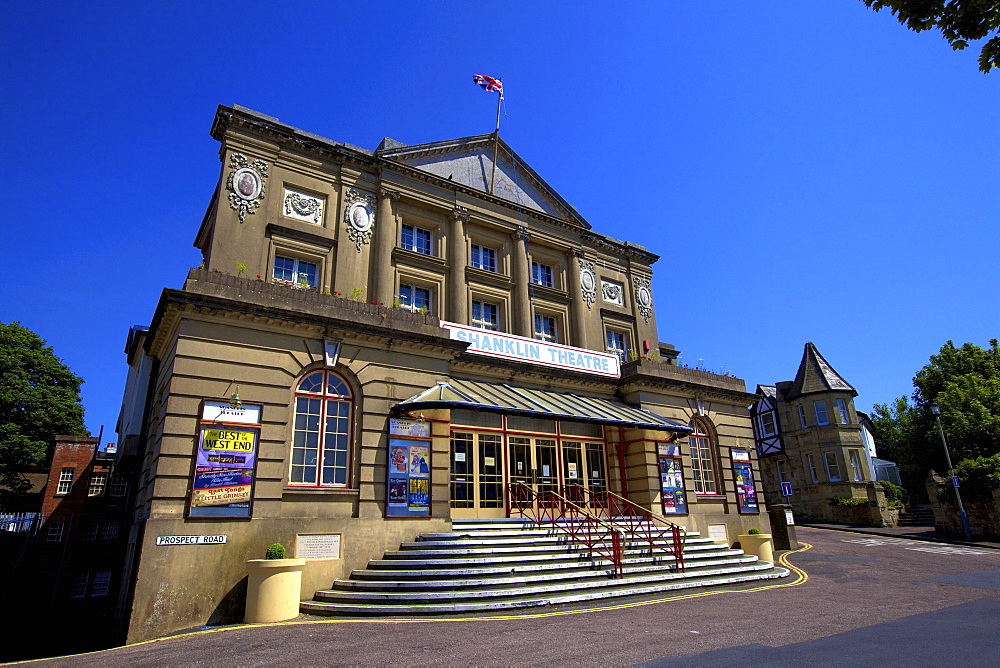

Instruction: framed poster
[386,436,431,517]
[657,441,688,515]
[732,454,760,514]
[188,401,262,518]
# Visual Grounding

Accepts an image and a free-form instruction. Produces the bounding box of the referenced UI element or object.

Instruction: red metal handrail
[509,482,624,578]
[565,485,685,572]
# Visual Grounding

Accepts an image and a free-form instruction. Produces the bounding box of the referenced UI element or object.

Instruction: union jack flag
[472,74,503,98]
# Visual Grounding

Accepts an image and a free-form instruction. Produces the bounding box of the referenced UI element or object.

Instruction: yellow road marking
[18,542,812,663]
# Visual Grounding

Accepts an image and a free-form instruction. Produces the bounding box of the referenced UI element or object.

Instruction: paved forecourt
[27,527,1000,666]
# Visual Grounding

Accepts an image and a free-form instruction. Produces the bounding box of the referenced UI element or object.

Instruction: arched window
[688,419,716,494]
[289,370,353,487]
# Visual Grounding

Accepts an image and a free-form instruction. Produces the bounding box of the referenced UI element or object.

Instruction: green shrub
[880,480,910,508]
[830,496,868,507]
[942,454,1000,499]
[265,543,286,559]
[747,527,761,535]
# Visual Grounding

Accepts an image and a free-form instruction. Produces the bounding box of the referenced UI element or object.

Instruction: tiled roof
[786,342,856,398]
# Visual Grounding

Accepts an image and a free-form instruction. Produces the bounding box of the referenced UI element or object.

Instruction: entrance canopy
[392,378,692,433]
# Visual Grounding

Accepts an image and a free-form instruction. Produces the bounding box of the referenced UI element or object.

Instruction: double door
[450,431,607,518]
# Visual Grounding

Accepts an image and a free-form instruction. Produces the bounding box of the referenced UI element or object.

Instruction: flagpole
[489,80,502,195]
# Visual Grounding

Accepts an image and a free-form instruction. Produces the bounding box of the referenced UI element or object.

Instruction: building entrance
[449,415,609,519]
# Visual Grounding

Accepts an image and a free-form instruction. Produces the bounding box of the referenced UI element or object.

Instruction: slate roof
[786,342,856,399]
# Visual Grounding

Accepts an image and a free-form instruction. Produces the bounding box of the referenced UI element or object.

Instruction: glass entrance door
[562,440,608,511]
[450,431,505,518]
[509,436,559,506]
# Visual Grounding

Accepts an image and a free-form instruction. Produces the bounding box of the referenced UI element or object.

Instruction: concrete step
[335,555,759,591]
[301,564,789,616]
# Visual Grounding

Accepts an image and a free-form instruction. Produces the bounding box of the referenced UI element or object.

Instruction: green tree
[0,322,87,502]
[871,339,1000,497]
[863,0,1000,73]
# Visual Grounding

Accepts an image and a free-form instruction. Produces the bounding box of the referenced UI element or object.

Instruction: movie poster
[734,461,759,514]
[658,455,688,515]
[386,437,431,517]
[388,479,408,507]
[408,478,429,509]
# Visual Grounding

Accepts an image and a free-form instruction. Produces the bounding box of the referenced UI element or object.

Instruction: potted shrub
[244,543,307,623]
[736,527,774,563]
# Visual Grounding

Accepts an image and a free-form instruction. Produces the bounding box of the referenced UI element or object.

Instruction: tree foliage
[863,0,1000,73]
[870,339,1000,497]
[0,322,87,499]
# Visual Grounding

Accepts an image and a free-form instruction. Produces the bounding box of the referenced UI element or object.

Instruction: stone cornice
[619,359,754,403]
[145,270,465,359]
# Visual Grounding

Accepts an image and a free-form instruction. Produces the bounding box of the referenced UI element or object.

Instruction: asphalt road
[26,527,1000,666]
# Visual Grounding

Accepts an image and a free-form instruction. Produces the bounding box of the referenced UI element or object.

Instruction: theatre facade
[116,105,769,642]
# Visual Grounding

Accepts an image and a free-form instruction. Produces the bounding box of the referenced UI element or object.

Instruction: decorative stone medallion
[580,261,596,309]
[226,153,268,224]
[601,280,623,306]
[284,188,324,224]
[344,188,376,252]
[633,276,653,322]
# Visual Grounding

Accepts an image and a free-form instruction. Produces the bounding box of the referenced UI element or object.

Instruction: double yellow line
[24,542,812,662]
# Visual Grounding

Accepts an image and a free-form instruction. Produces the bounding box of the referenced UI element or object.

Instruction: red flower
[379,302,384,305]
[256,275,261,279]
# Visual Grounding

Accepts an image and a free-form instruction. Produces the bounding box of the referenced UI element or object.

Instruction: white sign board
[156,535,228,546]
[441,321,620,378]
[296,533,341,560]
[389,418,431,438]
[201,401,261,425]
[708,524,729,545]
[785,510,795,526]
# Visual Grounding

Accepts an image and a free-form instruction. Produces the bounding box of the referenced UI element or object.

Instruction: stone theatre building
[116,105,769,642]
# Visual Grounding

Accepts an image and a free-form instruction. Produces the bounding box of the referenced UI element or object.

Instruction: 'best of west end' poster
[189,402,261,518]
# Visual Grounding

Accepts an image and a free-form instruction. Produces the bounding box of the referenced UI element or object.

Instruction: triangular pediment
[378,135,590,229]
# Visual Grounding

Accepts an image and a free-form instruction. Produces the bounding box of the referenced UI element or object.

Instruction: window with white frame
[849,450,864,481]
[757,411,777,437]
[399,284,432,312]
[86,523,99,541]
[798,405,807,429]
[88,472,107,497]
[531,261,553,288]
[47,520,65,543]
[835,398,850,424]
[108,474,127,496]
[688,420,717,494]
[470,244,497,272]
[534,313,557,342]
[814,400,829,426]
[824,452,841,482]
[272,255,318,288]
[472,300,499,330]
[69,573,89,598]
[807,454,820,483]
[606,330,628,361]
[401,224,432,255]
[289,370,353,488]
[90,570,112,597]
[101,521,120,540]
[57,468,74,495]
[775,459,789,485]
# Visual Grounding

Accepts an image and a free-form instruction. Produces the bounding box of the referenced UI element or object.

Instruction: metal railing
[572,486,685,572]
[509,482,624,578]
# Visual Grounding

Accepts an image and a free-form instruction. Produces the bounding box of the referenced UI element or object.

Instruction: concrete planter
[245,558,306,623]
[736,534,774,563]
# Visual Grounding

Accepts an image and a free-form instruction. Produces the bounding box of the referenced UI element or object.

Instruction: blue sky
[1,1,997,438]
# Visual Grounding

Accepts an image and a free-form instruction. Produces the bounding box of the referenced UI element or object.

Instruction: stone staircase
[897,504,936,528]
[301,518,790,616]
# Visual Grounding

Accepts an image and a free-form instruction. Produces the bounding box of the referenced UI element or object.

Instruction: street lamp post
[929,402,971,540]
